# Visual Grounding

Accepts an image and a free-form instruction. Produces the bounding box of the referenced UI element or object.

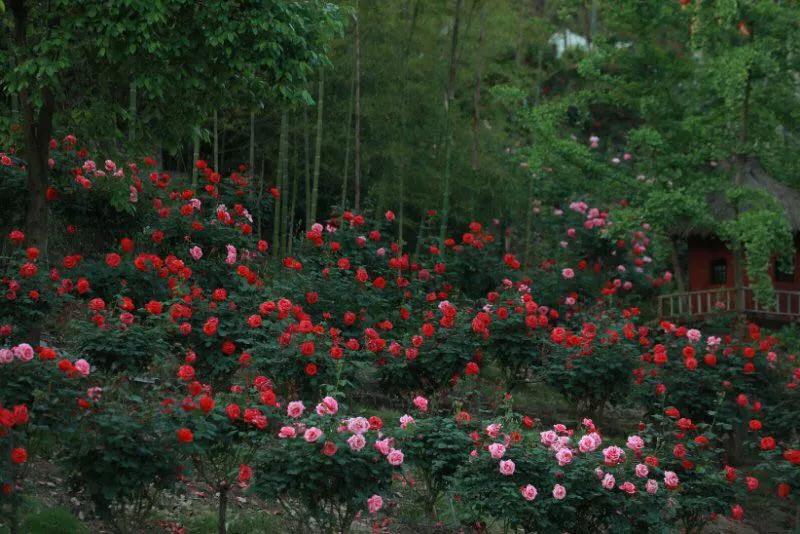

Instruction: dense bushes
[1,142,798,532]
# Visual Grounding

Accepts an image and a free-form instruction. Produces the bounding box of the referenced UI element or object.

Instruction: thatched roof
[708,157,800,233]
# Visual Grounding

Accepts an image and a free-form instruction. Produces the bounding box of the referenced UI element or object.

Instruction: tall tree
[1,0,341,249]
[310,70,324,227]
[353,0,362,211]
[438,0,463,245]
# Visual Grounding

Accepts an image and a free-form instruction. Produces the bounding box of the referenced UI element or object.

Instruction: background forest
[3,0,799,280]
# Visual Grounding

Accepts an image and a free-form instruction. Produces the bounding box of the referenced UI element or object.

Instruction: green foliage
[62,389,179,533]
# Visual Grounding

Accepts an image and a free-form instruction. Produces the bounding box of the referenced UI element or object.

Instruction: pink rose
[555,448,573,466]
[552,484,566,500]
[347,433,366,452]
[578,434,597,453]
[315,396,339,416]
[602,473,616,490]
[626,435,644,452]
[375,438,392,456]
[286,401,305,418]
[412,395,428,412]
[521,484,537,501]
[347,417,370,435]
[0,349,13,364]
[304,427,322,443]
[540,430,558,447]
[485,423,502,438]
[488,443,506,459]
[646,479,658,494]
[279,426,297,439]
[635,463,649,478]
[399,414,415,429]
[664,471,679,489]
[499,459,515,476]
[561,268,575,279]
[619,481,636,495]
[367,494,383,514]
[602,446,625,466]
[387,448,404,466]
[13,343,34,361]
[74,359,91,377]
[189,246,203,261]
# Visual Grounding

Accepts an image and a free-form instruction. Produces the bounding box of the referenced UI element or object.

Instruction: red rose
[10,447,27,464]
[105,253,121,268]
[226,403,241,420]
[176,428,194,444]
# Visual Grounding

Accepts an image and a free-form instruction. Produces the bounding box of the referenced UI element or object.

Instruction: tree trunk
[398,1,420,254]
[213,110,220,170]
[249,112,256,172]
[128,82,137,142]
[470,3,485,171]
[669,237,686,292]
[249,111,255,194]
[523,176,534,266]
[273,112,289,257]
[342,58,356,213]
[257,158,265,241]
[12,0,54,254]
[354,0,362,211]
[191,127,200,188]
[438,0,462,245]
[289,139,299,254]
[218,484,228,534]
[280,113,291,255]
[311,70,324,227]
[303,106,312,230]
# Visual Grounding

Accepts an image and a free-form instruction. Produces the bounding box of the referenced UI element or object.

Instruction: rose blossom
[304,427,322,443]
[13,343,34,361]
[278,426,297,439]
[485,423,502,438]
[367,494,383,514]
[521,484,537,501]
[387,448,404,466]
[602,446,624,466]
[286,401,305,418]
[499,459,515,476]
[488,443,506,459]
[315,396,339,415]
[646,479,658,494]
[540,430,558,447]
[189,246,203,260]
[412,395,428,412]
[74,359,91,377]
[552,484,566,500]
[664,471,679,489]
[686,328,702,343]
[635,463,649,478]
[375,438,392,455]
[347,433,366,451]
[0,349,13,364]
[626,435,645,453]
[347,417,370,435]
[399,414,415,429]
[602,473,616,490]
[555,447,573,466]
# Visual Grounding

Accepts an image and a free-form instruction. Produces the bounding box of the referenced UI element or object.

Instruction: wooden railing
[658,287,800,320]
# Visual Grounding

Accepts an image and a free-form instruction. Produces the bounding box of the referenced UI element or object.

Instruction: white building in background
[548,29,590,58]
